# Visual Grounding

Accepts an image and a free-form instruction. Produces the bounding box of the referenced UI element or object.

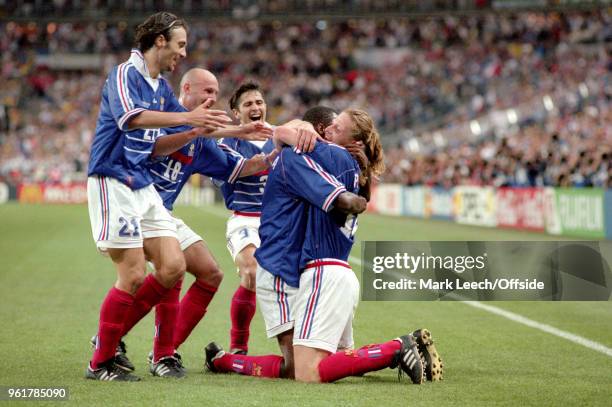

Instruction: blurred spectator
[384,106,610,187]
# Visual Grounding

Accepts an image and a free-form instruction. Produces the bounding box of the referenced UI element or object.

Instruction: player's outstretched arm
[274,124,319,153]
[128,101,232,130]
[238,150,279,177]
[206,122,273,141]
[151,128,200,157]
[333,192,368,215]
[152,122,265,158]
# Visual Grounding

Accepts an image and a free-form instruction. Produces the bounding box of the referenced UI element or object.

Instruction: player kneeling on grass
[204,108,444,383]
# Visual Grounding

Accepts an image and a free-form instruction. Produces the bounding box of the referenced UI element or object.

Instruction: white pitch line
[195,205,612,358]
[462,301,612,357]
[347,253,612,358]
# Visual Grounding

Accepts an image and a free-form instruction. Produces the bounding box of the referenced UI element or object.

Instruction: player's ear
[155,34,166,48]
[232,109,241,120]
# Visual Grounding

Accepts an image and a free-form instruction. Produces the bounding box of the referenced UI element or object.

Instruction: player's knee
[208,265,224,287]
[246,262,258,279]
[159,255,186,284]
[294,363,321,383]
[188,247,224,285]
[238,255,257,273]
[119,270,146,294]
[239,269,256,291]
[242,259,258,278]
[194,263,223,287]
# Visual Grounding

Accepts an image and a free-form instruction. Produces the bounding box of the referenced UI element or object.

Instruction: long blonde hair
[345,109,385,185]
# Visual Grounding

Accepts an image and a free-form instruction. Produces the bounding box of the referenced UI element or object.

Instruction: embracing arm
[333,192,368,215]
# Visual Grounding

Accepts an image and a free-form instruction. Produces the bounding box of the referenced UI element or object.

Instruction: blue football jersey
[88,49,185,189]
[299,144,360,269]
[255,143,353,287]
[215,138,275,214]
[149,137,245,211]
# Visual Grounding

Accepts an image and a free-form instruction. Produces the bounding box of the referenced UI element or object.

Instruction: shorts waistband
[304,258,352,270]
[233,211,261,217]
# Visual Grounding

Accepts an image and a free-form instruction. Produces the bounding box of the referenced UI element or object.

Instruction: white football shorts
[226,212,261,261]
[256,264,298,339]
[87,176,177,252]
[173,215,204,251]
[292,259,359,353]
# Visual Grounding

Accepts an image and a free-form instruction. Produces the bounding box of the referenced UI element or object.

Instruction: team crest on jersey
[160,97,165,109]
[188,143,195,156]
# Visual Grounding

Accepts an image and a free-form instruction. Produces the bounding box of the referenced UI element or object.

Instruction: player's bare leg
[293,345,329,383]
[276,330,295,378]
[172,240,223,350]
[185,240,224,287]
[109,248,147,294]
[235,244,257,289]
[144,236,186,288]
[229,244,258,353]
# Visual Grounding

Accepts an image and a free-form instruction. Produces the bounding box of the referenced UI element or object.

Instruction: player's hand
[237,122,273,141]
[296,128,319,153]
[345,141,369,171]
[355,196,368,213]
[187,101,232,131]
[354,196,368,214]
[265,149,279,167]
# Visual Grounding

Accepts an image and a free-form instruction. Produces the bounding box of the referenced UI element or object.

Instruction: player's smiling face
[325,112,353,146]
[159,27,187,73]
[234,90,267,125]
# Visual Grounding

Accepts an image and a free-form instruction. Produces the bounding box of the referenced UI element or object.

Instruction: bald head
[179,68,220,111]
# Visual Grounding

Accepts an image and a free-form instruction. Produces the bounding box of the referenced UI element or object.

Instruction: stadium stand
[0,9,609,187]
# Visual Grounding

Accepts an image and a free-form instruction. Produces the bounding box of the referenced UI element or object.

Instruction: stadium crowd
[384,106,611,188]
[0,10,610,187]
[3,0,485,18]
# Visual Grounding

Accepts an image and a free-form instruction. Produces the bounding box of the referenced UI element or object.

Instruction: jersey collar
[129,48,160,91]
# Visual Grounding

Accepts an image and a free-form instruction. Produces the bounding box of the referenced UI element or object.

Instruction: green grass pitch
[0,203,610,406]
